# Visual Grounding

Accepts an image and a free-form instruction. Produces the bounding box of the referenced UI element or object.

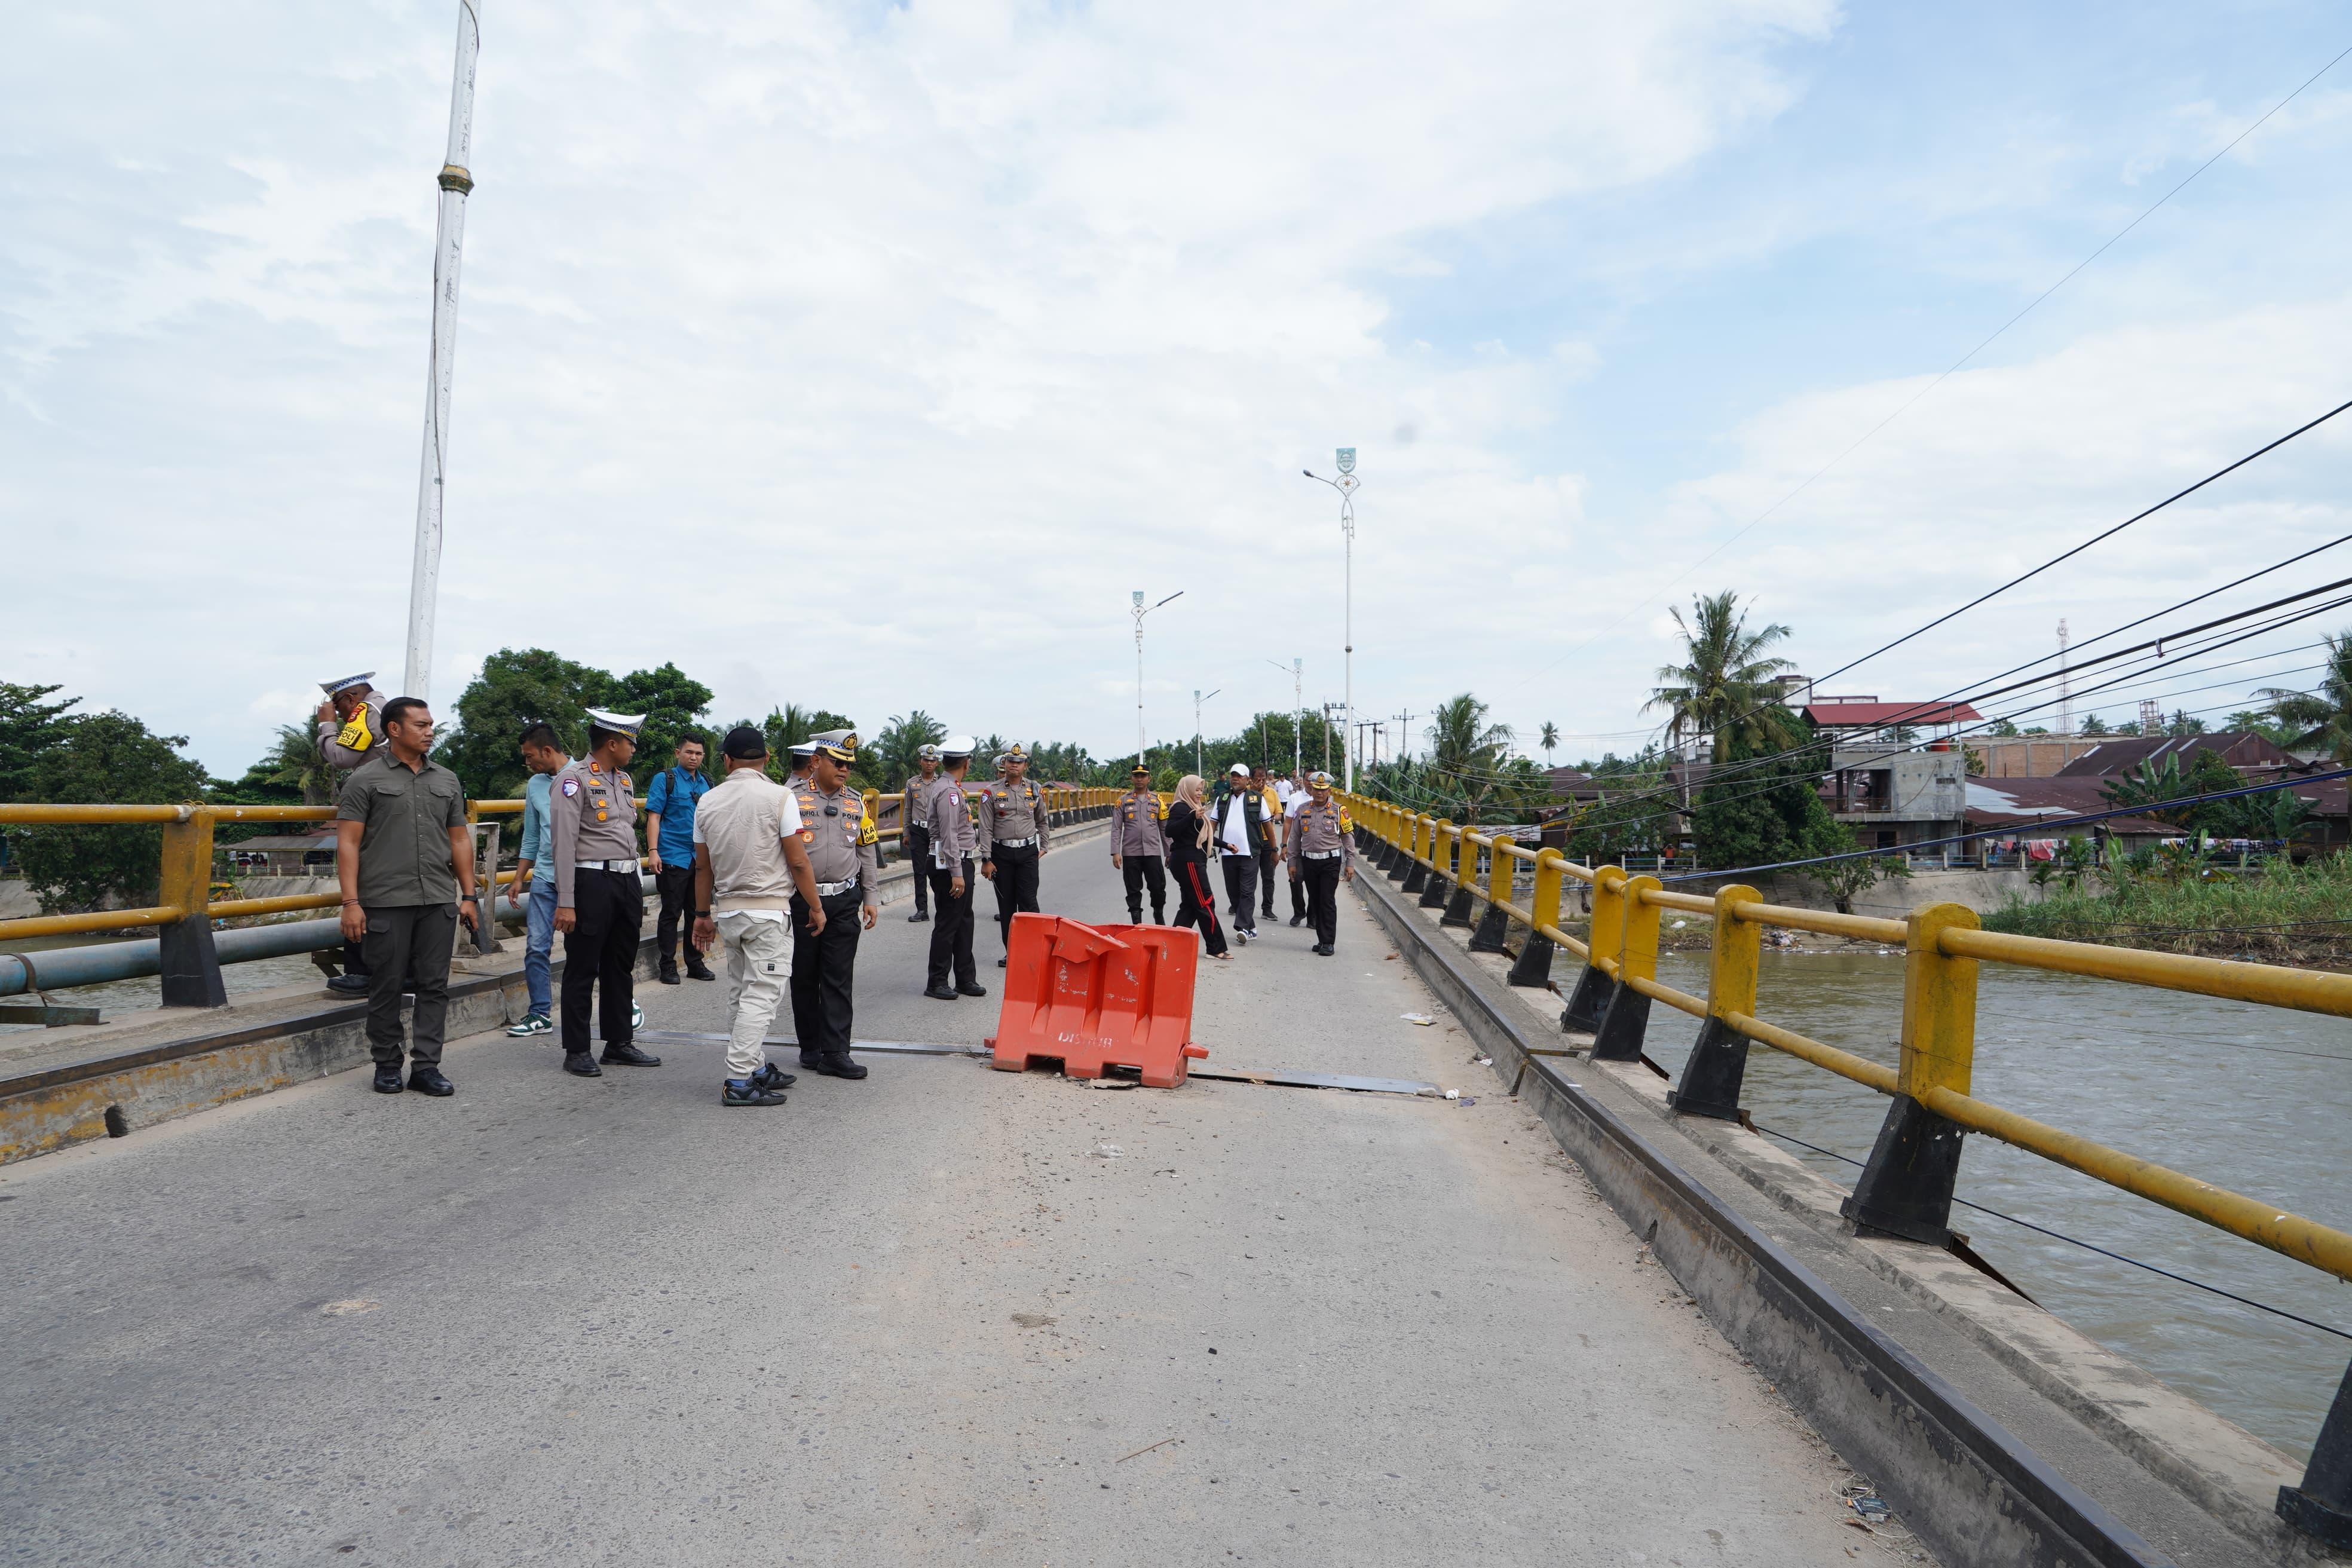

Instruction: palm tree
[1425,693,1514,820]
[1646,590,1802,764]
[261,722,336,805]
[2256,630,2352,760]
[1539,721,1560,766]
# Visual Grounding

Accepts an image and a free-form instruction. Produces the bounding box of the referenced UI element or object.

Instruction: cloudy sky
[7,1,2351,777]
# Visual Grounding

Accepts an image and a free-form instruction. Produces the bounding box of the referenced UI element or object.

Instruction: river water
[1636,948,2351,1463]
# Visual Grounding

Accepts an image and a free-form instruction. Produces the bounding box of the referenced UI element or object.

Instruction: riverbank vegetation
[1983,851,2352,965]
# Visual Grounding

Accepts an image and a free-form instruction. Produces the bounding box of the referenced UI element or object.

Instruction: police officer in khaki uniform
[976,743,1052,966]
[1291,771,1356,956]
[901,743,941,924]
[1110,763,1167,923]
[550,709,662,1077]
[922,737,986,1001]
[316,672,387,995]
[786,730,880,1079]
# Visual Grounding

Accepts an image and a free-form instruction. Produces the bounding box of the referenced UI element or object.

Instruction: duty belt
[1304,849,1342,860]
[995,835,1039,850]
[576,858,640,873]
[814,878,860,897]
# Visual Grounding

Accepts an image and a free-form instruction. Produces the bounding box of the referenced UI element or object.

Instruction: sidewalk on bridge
[1,846,1919,1566]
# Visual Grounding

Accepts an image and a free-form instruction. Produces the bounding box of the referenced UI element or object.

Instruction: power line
[1509,41,2352,696]
[1746,1122,2352,1342]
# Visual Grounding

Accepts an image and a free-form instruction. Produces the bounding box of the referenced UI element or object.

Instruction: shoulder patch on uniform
[336,717,372,751]
[561,778,580,797]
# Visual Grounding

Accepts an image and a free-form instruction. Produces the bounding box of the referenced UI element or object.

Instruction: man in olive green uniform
[976,742,1052,966]
[316,670,387,995]
[787,730,881,1079]
[550,708,661,1078]
[1111,763,1166,923]
[901,743,941,923]
[1291,770,1356,956]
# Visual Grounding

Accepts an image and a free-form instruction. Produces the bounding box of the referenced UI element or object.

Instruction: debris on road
[1011,1312,1058,1328]
[1089,1143,1124,1159]
[1116,1437,1177,1463]
[1401,1012,1435,1025]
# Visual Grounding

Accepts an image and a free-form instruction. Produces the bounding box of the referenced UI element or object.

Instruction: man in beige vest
[691,725,825,1108]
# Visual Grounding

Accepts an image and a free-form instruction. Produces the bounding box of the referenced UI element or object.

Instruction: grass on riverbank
[1981,854,2352,965]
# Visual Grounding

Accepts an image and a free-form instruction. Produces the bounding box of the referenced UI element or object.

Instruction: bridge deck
[2,850,1898,1564]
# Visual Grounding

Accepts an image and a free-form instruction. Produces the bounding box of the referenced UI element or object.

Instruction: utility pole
[2056,617,2072,738]
[1321,702,1334,775]
[402,0,483,707]
[1394,709,1414,766]
[1302,450,1361,791]
[1132,590,1183,773]
[1193,688,1220,778]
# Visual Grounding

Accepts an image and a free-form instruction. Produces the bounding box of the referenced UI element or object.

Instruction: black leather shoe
[372,1064,404,1094]
[923,985,959,1002]
[956,982,989,998]
[330,973,372,996]
[907,911,930,923]
[810,1055,868,1080]
[722,1077,788,1107]
[408,1065,455,1097]
[751,1062,797,1091]
[997,957,1007,967]
[1290,914,1307,927]
[601,1042,662,1067]
[1126,912,1143,925]
[562,1051,603,1077]
[1314,944,1334,956]
[685,958,716,982]
[658,963,681,986]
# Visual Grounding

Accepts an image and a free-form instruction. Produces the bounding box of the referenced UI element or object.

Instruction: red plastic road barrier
[986,914,1209,1088]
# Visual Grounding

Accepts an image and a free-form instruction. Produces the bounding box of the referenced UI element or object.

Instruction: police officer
[788,740,817,786]
[1111,763,1166,923]
[976,742,1052,966]
[550,709,662,1077]
[315,671,387,995]
[901,743,941,923]
[786,730,880,1079]
[922,737,987,1001]
[1291,771,1355,956]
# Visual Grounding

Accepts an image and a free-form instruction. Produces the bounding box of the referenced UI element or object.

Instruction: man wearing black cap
[1111,764,1166,923]
[550,708,662,1078]
[691,726,824,1108]
[787,730,880,1079]
[922,736,987,1001]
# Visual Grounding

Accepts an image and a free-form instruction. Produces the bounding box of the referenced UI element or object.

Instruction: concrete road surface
[2,845,1902,1565]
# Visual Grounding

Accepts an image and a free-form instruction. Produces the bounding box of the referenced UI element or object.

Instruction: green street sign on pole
[1336,448,1356,474]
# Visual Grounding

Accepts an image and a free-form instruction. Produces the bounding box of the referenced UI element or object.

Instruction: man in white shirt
[1215,762,1267,942]
[1283,779,1312,927]
[691,726,825,1108]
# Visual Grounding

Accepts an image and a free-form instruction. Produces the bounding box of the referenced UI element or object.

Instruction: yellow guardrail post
[1506,847,1565,987]
[157,806,227,1007]
[1591,874,1662,1061]
[1401,814,1431,893]
[1667,884,1761,1120]
[1417,819,1453,909]
[1470,834,1515,954]
[1841,902,1981,1245]
[1561,865,1627,1031]
[1440,825,1477,927]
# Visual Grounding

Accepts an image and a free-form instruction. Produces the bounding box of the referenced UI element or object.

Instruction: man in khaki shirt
[901,743,941,924]
[787,730,881,1079]
[693,725,824,1108]
[549,708,659,1078]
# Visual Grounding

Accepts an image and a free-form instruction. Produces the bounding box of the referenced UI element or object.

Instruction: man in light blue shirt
[506,722,569,1036]
[645,736,715,985]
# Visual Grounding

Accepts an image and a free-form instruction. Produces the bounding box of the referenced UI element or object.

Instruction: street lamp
[1193,688,1220,777]
[1265,657,1303,778]
[1132,589,1183,773]
[1301,449,1359,791]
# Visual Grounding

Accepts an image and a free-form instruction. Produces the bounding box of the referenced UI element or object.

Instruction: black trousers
[342,936,371,978]
[561,868,641,1056]
[1301,856,1343,947]
[1220,855,1258,932]
[927,858,978,988]
[791,887,865,1060]
[1255,844,1278,915]
[1288,852,1309,919]
[654,862,703,964]
[989,842,1041,953]
[905,826,932,914]
[360,902,455,1066]
[1120,854,1166,921]
[1172,858,1227,957]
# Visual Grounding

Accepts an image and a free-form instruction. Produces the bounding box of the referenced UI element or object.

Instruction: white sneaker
[506,1012,553,1037]
[631,1001,645,1030]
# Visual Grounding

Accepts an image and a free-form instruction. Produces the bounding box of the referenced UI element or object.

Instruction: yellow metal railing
[0,784,1121,945]
[1343,791,2352,1288]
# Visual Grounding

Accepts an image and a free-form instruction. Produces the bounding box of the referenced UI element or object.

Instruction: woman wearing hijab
[1163,775,1231,960]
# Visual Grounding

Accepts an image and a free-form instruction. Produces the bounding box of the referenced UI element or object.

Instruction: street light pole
[1132,589,1183,773]
[402,0,483,708]
[1193,688,1220,777]
[1302,451,1360,791]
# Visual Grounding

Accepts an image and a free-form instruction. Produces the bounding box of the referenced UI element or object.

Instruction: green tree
[1980,717,2020,737]
[2256,631,2352,759]
[1691,728,1843,873]
[8,711,212,912]
[1795,835,1912,915]
[611,663,716,776]
[2167,709,2206,737]
[1424,693,1514,821]
[436,648,618,800]
[1646,590,1802,764]
[2078,712,2109,736]
[0,682,79,802]
[1539,721,1560,766]
[212,722,332,808]
[870,710,948,791]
